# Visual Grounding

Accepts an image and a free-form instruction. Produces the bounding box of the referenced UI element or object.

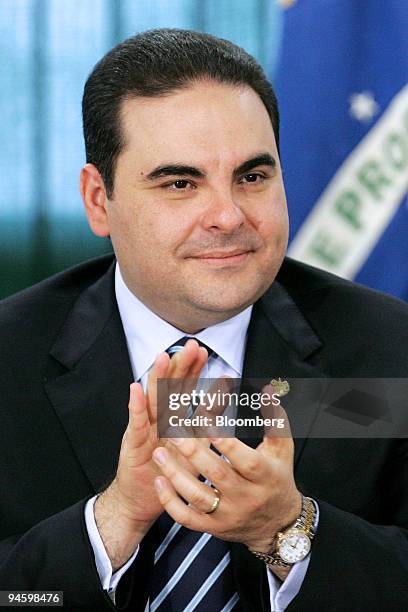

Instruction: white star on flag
[349,91,379,122]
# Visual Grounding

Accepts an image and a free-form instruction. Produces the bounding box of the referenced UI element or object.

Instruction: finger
[167,339,201,379]
[127,383,149,439]
[208,437,269,483]
[194,376,234,418]
[260,386,294,457]
[169,437,245,489]
[260,384,293,439]
[152,351,199,438]
[154,476,215,532]
[152,446,217,512]
[171,342,208,406]
[164,439,201,477]
[179,346,210,412]
[193,377,235,438]
[189,345,209,379]
[161,341,209,435]
[123,383,152,466]
[147,352,170,423]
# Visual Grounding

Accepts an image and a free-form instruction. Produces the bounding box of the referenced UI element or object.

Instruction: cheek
[109,200,151,243]
[112,203,194,265]
[252,199,289,248]
[146,202,199,247]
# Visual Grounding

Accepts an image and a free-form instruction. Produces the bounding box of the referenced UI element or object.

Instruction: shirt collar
[115,263,252,380]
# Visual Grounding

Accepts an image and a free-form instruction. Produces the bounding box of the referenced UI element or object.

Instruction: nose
[201,189,246,233]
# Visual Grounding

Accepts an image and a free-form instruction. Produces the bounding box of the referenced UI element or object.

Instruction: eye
[167,179,195,190]
[241,173,265,184]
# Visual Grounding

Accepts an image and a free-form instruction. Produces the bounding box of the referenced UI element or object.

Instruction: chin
[185,270,277,313]
[192,287,265,315]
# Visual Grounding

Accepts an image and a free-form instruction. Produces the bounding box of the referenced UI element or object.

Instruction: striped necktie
[149,337,240,611]
[165,336,214,359]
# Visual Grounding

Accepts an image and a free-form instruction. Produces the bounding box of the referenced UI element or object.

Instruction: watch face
[278,531,311,563]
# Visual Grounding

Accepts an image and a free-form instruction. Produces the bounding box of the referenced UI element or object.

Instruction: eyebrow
[233,154,276,178]
[145,153,276,182]
[146,165,204,181]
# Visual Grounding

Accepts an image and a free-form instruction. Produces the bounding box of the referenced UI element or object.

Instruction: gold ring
[205,487,220,514]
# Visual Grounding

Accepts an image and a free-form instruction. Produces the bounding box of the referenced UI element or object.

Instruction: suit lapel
[240,278,325,463]
[232,279,325,610]
[44,262,133,493]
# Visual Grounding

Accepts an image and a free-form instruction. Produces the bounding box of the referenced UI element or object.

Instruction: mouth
[188,250,252,267]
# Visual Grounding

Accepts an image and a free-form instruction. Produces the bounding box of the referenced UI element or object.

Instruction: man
[0,29,407,611]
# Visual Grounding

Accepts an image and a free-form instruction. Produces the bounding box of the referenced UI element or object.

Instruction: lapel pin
[270,377,290,397]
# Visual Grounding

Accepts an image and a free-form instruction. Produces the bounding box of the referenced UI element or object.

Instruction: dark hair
[82,28,279,198]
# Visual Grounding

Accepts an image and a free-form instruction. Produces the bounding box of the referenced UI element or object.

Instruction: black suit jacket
[0,254,407,611]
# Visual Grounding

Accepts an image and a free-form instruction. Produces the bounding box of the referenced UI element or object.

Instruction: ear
[80,163,110,237]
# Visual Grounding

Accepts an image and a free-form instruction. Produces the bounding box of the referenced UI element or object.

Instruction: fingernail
[210,437,222,443]
[153,448,167,465]
[129,383,139,404]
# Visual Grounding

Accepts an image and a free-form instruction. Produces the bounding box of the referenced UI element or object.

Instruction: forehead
[118,80,277,171]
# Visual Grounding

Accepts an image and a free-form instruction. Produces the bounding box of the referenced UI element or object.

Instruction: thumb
[123,383,152,464]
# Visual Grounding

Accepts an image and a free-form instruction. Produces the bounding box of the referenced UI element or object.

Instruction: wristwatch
[251,495,316,568]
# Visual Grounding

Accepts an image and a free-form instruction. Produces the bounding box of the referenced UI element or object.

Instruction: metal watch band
[249,495,316,569]
[293,495,316,538]
[250,550,291,569]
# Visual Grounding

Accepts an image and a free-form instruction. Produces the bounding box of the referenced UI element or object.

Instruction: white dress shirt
[84,263,315,610]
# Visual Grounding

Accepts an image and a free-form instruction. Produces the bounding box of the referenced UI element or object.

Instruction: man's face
[104,80,288,332]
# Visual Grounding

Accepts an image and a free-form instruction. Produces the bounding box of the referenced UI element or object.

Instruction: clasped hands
[96,340,301,571]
